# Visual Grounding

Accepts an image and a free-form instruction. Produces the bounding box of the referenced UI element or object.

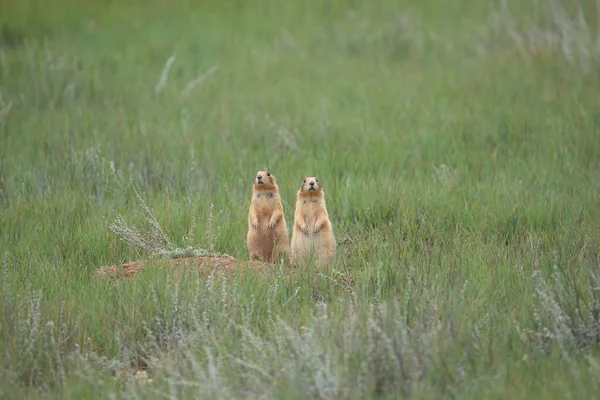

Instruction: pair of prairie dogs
[247,170,336,265]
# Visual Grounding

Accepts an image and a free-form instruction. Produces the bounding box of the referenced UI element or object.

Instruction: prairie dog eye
[267,172,271,177]
[316,179,319,182]
[303,179,306,183]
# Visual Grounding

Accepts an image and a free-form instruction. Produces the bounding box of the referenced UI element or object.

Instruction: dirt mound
[95,256,280,279]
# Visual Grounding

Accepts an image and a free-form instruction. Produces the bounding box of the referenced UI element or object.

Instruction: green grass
[1,0,600,398]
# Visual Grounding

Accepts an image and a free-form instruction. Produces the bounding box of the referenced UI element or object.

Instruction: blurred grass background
[1,0,600,398]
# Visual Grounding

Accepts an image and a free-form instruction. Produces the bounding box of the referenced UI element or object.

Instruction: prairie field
[1,0,600,398]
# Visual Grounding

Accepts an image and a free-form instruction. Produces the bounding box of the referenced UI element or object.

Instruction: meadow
[1,0,600,398]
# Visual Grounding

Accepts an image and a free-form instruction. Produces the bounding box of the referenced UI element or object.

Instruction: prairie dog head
[298,176,324,197]
[253,170,278,191]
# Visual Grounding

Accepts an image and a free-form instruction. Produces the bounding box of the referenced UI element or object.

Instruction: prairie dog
[246,170,289,263]
[290,176,336,265]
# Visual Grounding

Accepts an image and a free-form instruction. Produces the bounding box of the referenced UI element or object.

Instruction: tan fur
[290,176,336,265]
[246,170,289,263]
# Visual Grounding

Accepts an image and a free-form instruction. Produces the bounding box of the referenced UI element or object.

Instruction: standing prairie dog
[246,170,289,263]
[290,176,336,265]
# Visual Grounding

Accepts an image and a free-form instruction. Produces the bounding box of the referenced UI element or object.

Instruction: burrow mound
[95,256,282,279]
